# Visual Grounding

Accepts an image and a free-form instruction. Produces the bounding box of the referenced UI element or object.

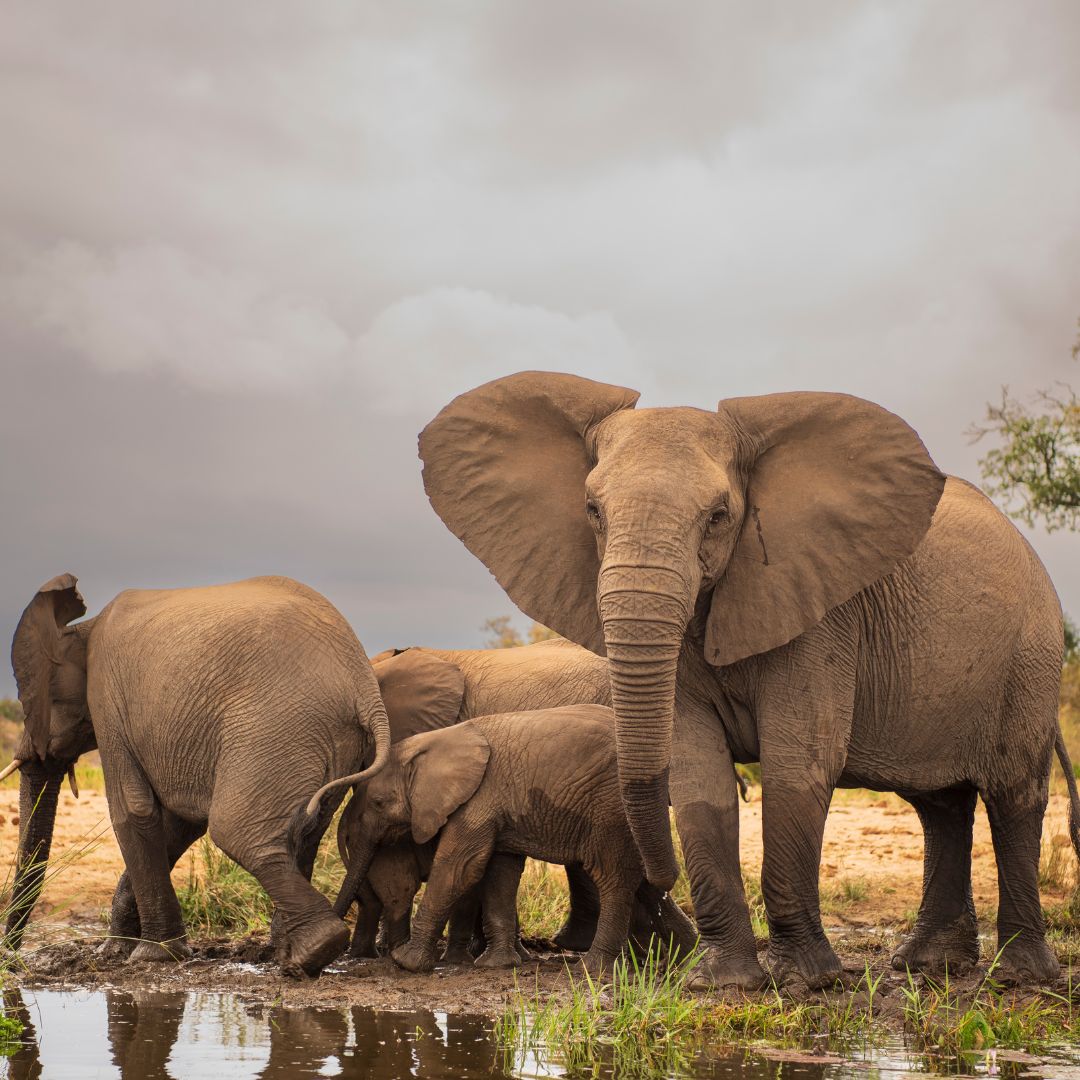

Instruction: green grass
[899,954,1080,1055]
[497,942,706,1077]
[497,951,895,1076]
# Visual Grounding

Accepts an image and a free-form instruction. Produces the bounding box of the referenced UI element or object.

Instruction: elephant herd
[4,371,1078,989]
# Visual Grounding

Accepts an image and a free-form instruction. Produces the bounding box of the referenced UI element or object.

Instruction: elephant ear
[400,723,491,844]
[419,371,640,655]
[708,393,945,667]
[10,574,86,760]
[373,649,466,742]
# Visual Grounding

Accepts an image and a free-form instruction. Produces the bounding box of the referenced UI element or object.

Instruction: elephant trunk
[333,838,375,919]
[599,561,694,892]
[304,695,392,817]
[5,760,63,950]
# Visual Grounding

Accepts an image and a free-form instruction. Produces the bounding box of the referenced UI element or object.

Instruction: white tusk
[0,759,22,783]
[67,766,79,799]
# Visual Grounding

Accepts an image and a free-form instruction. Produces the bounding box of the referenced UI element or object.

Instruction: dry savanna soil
[1,775,1076,1015]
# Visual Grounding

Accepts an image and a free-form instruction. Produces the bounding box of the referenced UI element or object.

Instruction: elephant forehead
[589,408,742,498]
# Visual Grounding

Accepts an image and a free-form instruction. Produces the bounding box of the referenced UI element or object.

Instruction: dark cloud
[2,1,1078,695]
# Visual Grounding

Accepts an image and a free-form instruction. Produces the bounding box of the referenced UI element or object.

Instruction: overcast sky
[2,2,1078,697]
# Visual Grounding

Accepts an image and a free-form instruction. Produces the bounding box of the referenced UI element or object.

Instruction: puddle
[1,988,1078,1079]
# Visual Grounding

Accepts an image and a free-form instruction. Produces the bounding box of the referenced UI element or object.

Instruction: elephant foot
[475,944,522,969]
[995,934,1060,985]
[349,936,379,960]
[97,936,137,962]
[580,947,618,978]
[128,937,191,963]
[442,941,474,965]
[280,918,350,979]
[891,916,979,974]
[688,946,768,991]
[766,934,842,990]
[553,919,595,953]
[391,938,437,973]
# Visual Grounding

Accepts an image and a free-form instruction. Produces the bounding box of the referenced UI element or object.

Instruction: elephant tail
[1054,730,1080,863]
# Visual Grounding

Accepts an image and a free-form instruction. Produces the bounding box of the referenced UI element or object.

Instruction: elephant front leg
[391,820,495,973]
[475,853,527,968]
[759,780,841,988]
[669,706,764,989]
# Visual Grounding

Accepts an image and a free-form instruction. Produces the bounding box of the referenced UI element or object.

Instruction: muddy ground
[1,784,1076,1015]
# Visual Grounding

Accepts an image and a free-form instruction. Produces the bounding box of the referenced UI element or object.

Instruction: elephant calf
[339,703,664,975]
[338,642,696,959]
[5,574,389,976]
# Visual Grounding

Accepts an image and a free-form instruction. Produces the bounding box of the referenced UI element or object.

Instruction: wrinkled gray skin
[338,641,697,959]
[7,574,389,977]
[346,705,674,975]
[420,372,1079,989]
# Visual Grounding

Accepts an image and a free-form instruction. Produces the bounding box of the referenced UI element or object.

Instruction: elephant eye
[585,499,603,530]
[707,506,730,528]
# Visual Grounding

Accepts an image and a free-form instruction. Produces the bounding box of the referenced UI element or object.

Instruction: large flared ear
[707,393,945,666]
[373,650,466,741]
[401,723,491,844]
[10,574,86,760]
[419,371,640,655]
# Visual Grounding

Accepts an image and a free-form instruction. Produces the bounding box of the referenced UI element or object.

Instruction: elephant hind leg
[983,784,1059,983]
[103,812,206,961]
[209,810,347,978]
[891,787,979,974]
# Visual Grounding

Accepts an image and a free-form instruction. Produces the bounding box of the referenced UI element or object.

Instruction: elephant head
[372,649,466,742]
[334,723,490,917]
[5,574,96,948]
[419,372,945,889]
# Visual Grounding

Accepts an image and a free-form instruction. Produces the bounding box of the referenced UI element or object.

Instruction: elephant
[418,371,1080,989]
[4,573,389,976]
[341,704,664,974]
[338,641,697,959]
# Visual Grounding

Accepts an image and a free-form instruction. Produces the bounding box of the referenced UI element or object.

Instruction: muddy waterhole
[0,987,1075,1080]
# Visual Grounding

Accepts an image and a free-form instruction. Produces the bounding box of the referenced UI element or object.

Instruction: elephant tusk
[67,766,79,800]
[0,759,22,783]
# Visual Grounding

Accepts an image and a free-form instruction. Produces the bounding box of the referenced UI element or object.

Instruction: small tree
[971,321,1080,532]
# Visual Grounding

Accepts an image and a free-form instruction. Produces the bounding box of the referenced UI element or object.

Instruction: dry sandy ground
[1,783,1073,935]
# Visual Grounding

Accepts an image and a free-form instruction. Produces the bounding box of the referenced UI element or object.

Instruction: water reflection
[1,988,1074,1079]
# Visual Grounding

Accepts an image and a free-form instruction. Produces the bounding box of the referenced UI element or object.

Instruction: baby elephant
[340,704,658,974]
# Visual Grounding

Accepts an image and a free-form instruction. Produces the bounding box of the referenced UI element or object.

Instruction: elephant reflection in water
[3,986,506,1079]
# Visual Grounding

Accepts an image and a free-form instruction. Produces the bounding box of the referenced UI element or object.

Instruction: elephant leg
[391,819,495,973]
[210,806,347,978]
[443,888,481,964]
[553,864,599,951]
[756,651,854,990]
[891,787,979,973]
[268,789,346,957]
[349,879,382,958]
[983,784,1058,983]
[366,843,420,957]
[669,700,763,989]
[475,853,527,968]
[104,813,206,961]
[581,861,635,976]
[104,755,191,963]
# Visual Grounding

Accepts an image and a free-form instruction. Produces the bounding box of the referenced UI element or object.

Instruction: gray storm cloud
[1,0,1078,695]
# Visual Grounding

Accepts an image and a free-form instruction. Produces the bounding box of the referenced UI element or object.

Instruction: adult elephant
[3,574,389,976]
[419,371,1077,989]
[340,640,697,958]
